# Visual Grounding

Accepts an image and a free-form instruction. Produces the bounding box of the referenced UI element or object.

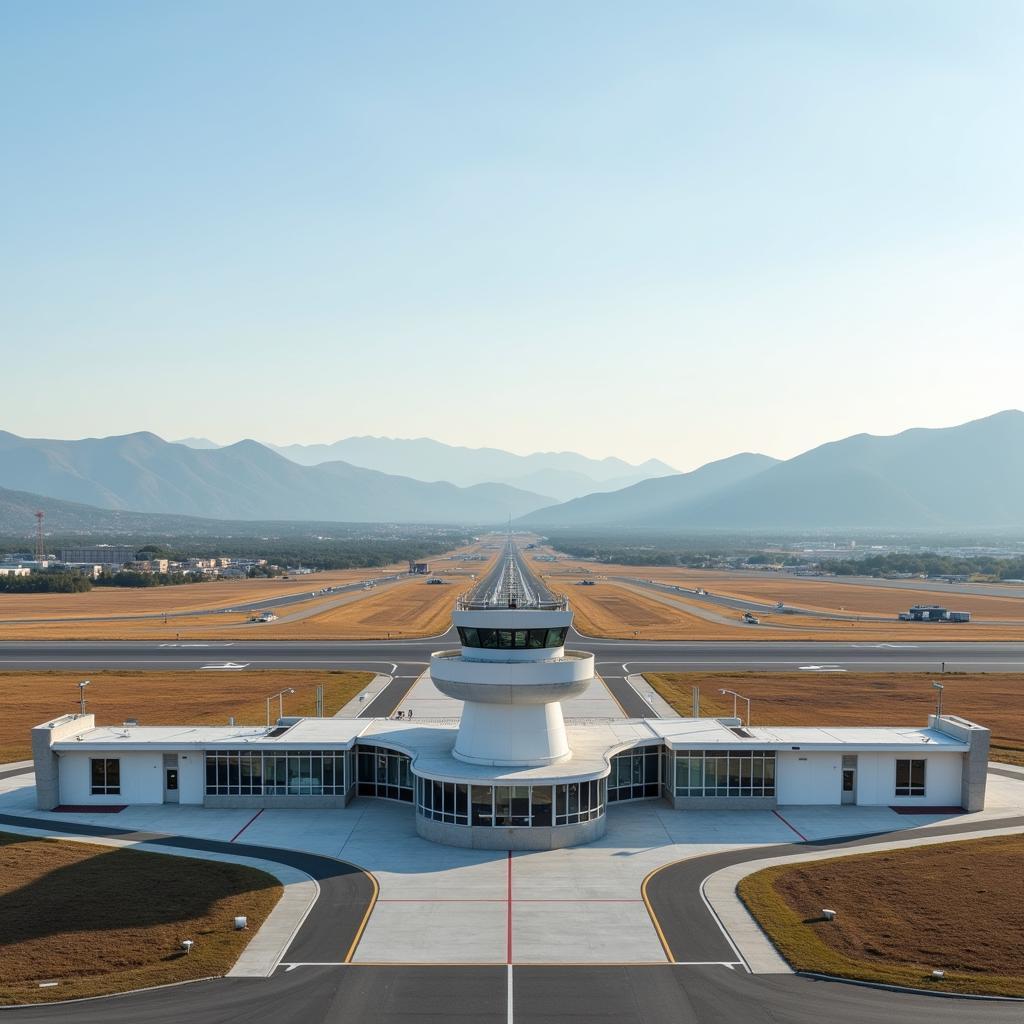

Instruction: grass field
[737,834,1024,997]
[645,672,1024,766]
[524,551,1024,623]
[0,831,281,1004]
[0,542,496,641]
[541,574,1024,641]
[0,567,395,621]
[1,670,374,763]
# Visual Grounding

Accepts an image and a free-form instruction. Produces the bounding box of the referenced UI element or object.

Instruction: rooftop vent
[729,726,754,738]
[266,726,291,738]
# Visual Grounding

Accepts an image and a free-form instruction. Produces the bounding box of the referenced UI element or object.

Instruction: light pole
[78,679,90,717]
[266,687,296,727]
[719,688,751,727]
[932,681,944,722]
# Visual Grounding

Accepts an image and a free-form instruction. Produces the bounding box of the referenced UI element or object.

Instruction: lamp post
[719,688,751,727]
[77,679,90,717]
[266,687,296,727]
[932,681,944,722]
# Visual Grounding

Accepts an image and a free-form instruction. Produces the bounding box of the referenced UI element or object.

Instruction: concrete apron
[0,822,317,978]
[704,823,1024,974]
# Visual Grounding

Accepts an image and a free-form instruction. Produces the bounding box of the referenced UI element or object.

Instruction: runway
[1,635,1022,673]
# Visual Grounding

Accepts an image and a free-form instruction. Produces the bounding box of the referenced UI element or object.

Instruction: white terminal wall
[58,751,164,805]
[776,752,841,804]
[854,751,962,806]
[178,752,205,805]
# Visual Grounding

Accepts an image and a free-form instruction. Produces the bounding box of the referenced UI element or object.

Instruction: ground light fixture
[719,688,751,727]
[266,687,296,726]
[822,908,837,921]
[77,679,90,717]
[234,916,248,930]
[181,939,194,954]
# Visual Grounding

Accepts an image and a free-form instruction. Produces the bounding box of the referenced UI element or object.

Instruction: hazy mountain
[518,453,779,526]
[173,437,222,449]
[520,411,1024,530]
[0,432,553,524]
[269,436,676,500]
[0,484,465,537]
[680,410,1024,530]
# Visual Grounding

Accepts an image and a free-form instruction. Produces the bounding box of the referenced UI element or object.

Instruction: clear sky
[2,2,1022,471]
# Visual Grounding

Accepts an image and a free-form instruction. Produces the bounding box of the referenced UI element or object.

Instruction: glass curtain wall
[417,778,605,827]
[205,750,346,796]
[671,749,776,798]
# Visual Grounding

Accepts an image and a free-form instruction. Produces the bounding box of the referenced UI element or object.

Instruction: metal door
[163,753,180,803]
[841,755,857,805]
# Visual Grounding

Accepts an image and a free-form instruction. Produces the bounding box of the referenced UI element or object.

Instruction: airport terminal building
[31,554,991,850]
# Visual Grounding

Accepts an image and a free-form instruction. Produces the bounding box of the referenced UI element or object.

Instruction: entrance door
[841,755,857,805]
[163,754,180,803]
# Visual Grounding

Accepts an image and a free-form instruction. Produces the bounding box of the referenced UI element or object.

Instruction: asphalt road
[1,807,1020,1022]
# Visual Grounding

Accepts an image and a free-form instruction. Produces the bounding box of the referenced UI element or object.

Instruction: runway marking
[675,961,744,968]
[230,809,263,842]
[507,963,514,1024]
[506,851,513,964]
[798,665,846,672]
[772,808,809,841]
[200,662,250,670]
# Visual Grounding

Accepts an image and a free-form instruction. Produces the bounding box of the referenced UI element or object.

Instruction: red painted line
[773,808,808,841]
[230,809,264,842]
[506,851,513,965]
[377,899,505,903]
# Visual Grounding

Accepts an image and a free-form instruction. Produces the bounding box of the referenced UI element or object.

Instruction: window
[416,779,605,828]
[356,744,413,802]
[672,750,776,798]
[90,758,120,795]
[91,758,120,795]
[417,777,469,824]
[895,758,926,797]
[457,627,568,650]
[204,750,347,797]
[608,748,661,802]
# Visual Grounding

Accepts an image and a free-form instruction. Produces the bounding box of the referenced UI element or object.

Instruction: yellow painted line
[640,865,675,963]
[344,869,380,963]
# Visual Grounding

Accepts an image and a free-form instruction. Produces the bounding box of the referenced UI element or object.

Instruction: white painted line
[507,964,514,1024]
[674,961,743,968]
[698,875,751,972]
[200,662,250,670]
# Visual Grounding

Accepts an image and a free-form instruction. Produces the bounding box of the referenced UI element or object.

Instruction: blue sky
[2,2,1022,470]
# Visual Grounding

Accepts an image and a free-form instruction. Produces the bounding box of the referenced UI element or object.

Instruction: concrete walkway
[705,822,1024,974]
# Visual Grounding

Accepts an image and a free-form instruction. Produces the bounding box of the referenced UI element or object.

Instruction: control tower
[429,544,594,767]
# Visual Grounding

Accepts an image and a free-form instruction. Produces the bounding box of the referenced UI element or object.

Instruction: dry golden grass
[645,671,1024,766]
[0,568,394,621]
[738,834,1024,997]
[0,831,281,1004]
[0,554,497,641]
[264,574,484,639]
[541,575,1024,641]
[0,670,374,763]
[524,554,1024,621]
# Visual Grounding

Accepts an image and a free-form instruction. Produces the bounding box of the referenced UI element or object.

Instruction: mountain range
[519,410,1024,530]
[5,411,1022,533]
[177,436,676,502]
[0,431,552,524]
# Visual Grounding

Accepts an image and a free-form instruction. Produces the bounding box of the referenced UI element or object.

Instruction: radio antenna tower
[34,510,45,563]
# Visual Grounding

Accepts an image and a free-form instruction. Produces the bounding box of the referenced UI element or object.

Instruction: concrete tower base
[452,701,572,767]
